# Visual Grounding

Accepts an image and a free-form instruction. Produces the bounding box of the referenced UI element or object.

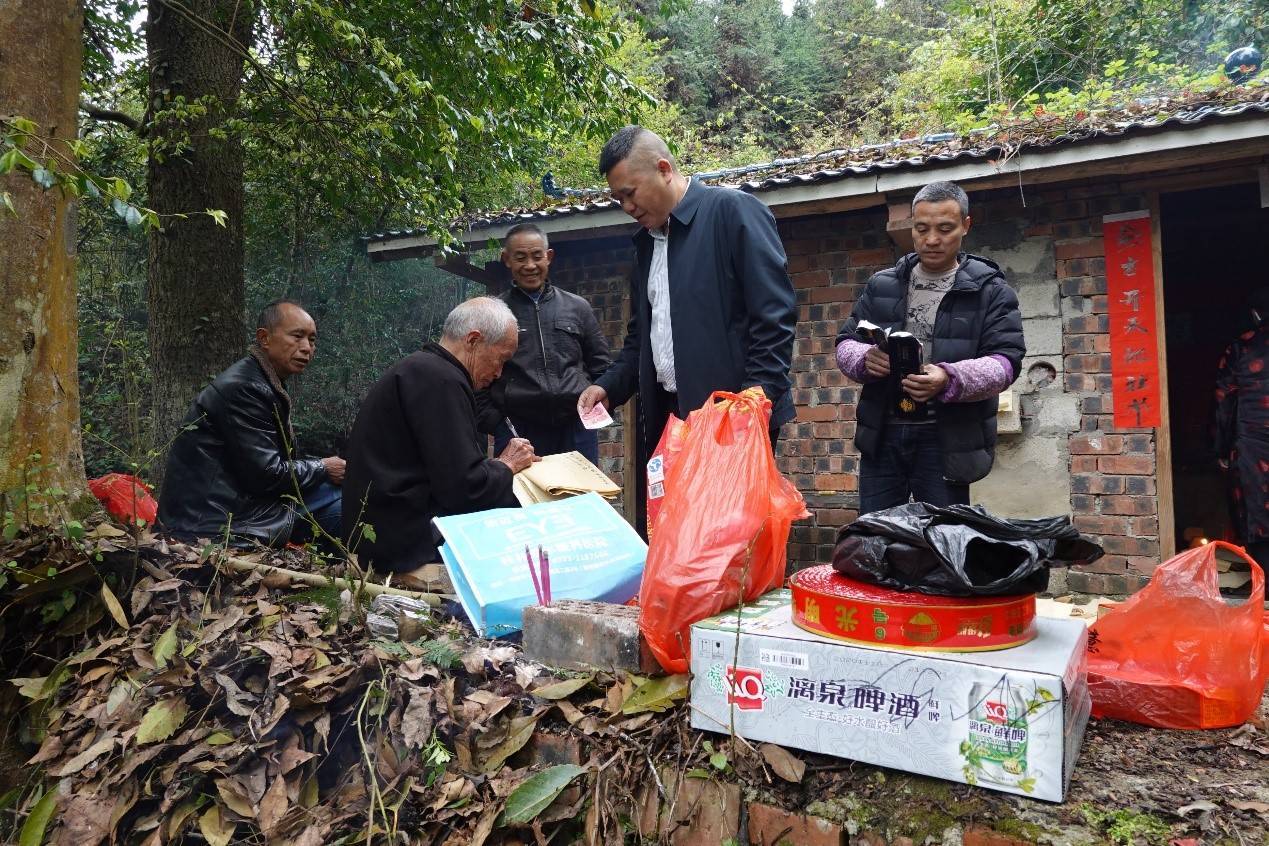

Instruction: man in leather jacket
[481,223,611,463]
[157,300,346,548]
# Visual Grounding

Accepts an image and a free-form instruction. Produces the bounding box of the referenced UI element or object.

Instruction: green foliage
[887,0,1268,133]
[1080,804,1173,846]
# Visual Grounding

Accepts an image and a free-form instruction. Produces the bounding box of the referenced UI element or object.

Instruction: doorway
[1160,182,1269,551]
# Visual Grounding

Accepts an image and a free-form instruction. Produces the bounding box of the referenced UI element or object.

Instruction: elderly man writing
[158,299,345,547]
[342,297,539,573]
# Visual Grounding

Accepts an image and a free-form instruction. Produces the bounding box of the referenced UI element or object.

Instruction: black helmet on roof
[1224,46,1263,83]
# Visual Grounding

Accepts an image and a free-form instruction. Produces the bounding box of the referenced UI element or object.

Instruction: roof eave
[366,112,1269,262]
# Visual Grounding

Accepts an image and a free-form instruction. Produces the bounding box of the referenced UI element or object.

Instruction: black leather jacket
[157,352,328,545]
[482,283,611,427]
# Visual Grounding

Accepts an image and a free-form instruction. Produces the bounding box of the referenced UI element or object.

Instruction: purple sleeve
[939,354,1014,403]
[836,338,881,384]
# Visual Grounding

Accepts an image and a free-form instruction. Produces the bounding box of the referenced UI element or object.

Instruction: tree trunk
[146,0,256,476]
[0,0,87,514]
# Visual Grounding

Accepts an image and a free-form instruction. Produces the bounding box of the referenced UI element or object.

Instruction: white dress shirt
[648,225,676,392]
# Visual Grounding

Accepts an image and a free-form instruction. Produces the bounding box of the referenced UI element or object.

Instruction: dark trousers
[493,417,600,465]
[290,481,344,549]
[859,422,969,514]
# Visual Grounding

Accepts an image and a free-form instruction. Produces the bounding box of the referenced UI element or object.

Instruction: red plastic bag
[638,389,809,673]
[646,414,688,539]
[88,474,159,526]
[1087,541,1269,729]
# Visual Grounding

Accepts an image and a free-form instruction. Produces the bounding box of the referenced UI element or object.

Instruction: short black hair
[504,222,549,249]
[912,181,970,217]
[256,299,306,331]
[599,124,650,177]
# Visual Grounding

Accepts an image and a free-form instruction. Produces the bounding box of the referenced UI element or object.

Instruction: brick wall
[1048,187,1160,594]
[540,239,633,508]
[531,180,1168,595]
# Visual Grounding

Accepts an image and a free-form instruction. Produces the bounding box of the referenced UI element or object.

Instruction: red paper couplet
[1102,211,1162,428]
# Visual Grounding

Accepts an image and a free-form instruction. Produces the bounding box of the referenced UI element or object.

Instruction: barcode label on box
[759,648,808,670]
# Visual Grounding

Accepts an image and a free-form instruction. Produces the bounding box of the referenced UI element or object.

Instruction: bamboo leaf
[100,582,129,629]
[18,789,56,846]
[620,673,689,715]
[499,764,586,825]
[153,623,178,669]
[530,674,593,700]
[135,696,188,744]
[198,805,236,846]
[481,713,542,774]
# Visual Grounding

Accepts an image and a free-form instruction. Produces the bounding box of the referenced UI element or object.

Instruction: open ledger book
[511,450,621,506]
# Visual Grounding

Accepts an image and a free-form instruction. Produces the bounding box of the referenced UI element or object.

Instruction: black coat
[480,284,611,428]
[596,179,797,458]
[342,343,517,572]
[157,353,328,545]
[836,254,1026,484]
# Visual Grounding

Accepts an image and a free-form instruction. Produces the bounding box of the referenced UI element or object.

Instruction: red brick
[1100,535,1159,557]
[787,254,814,274]
[1072,552,1129,575]
[1099,495,1156,516]
[1072,515,1130,536]
[1125,555,1160,575]
[1054,238,1103,260]
[1071,473,1126,495]
[1098,455,1153,475]
[1064,353,1110,373]
[1127,516,1159,536]
[792,270,830,289]
[797,405,840,423]
[851,247,895,266]
[810,287,858,304]
[1059,276,1108,297]
[748,803,844,846]
[1070,455,1099,473]
[1064,314,1109,334]
[1069,434,1123,454]
[964,824,1038,846]
[813,474,858,492]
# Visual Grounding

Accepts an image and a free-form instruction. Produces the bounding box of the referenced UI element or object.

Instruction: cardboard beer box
[689,591,1090,802]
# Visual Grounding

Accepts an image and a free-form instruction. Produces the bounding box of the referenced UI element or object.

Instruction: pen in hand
[504,417,520,439]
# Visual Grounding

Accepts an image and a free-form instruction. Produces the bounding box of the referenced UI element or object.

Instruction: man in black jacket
[342,297,538,573]
[157,300,345,547]
[481,223,611,464]
[835,181,1025,513]
[578,126,796,505]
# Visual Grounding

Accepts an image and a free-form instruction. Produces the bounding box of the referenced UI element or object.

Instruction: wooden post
[1147,193,1176,560]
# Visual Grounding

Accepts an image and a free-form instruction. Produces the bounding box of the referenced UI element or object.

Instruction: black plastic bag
[832,503,1103,596]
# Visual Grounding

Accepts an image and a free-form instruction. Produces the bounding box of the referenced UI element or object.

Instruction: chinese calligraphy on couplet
[1102,211,1161,427]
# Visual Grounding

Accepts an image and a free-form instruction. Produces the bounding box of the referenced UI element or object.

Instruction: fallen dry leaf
[760,743,806,784]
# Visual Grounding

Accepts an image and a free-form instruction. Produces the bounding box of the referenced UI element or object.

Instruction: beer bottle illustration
[961,678,1034,791]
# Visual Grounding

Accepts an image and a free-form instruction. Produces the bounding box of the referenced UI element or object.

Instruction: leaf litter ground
[0,523,1265,845]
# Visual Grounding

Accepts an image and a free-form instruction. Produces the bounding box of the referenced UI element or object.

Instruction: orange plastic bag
[638,389,808,673]
[1087,541,1269,729]
[646,414,688,539]
[88,473,158,525]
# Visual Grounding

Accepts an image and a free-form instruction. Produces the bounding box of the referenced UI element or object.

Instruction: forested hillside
[67,0,1266,476]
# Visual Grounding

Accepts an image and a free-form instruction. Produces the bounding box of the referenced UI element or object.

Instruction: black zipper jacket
[480,283,612,428]
[836,253,1026,484]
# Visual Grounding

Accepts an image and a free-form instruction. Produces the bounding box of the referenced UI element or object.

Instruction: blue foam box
[435,493,647,637]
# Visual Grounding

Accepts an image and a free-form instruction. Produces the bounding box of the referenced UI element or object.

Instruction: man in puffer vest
[835,181,1025,513]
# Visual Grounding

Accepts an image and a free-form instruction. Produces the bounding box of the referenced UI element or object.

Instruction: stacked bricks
[1051,187,1158,594]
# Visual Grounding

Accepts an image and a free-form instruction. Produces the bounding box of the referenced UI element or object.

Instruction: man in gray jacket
[481,223,612,463]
